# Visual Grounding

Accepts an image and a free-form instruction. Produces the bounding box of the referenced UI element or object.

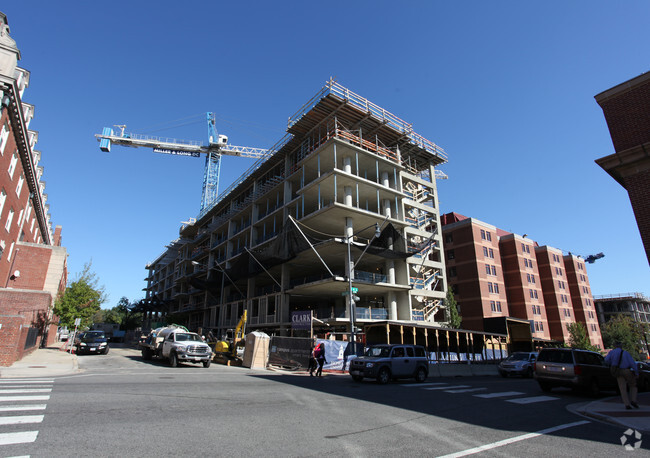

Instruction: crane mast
[95,112,273,214]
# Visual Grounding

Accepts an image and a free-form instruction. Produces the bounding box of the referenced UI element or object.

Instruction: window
[16,175,24,196]
[8,151,18,179]
[486,265,491,275]
[5,208,13,231]
[0,123,9,155]
[481,229,492,241]
[448,267,457,277]
[488,248,494,258]
[0,189,6,216]
[489,283,494,293]
[447,250,455,260]
[445,234,453,243]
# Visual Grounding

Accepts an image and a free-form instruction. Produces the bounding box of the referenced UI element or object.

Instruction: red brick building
[595,71,650,265]
[442,212,602,348]
[441,213,510,332]
[0,12,67,366]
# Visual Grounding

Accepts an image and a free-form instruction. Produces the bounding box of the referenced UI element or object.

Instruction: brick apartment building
[0,12,67,366]
[442,212,603,349]
[595,71,650,265]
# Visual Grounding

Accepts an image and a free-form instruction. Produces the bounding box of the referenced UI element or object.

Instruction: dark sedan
[75,331,109,355]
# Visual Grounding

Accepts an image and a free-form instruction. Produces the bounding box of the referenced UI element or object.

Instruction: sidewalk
[573,392,650,433]
[0,340,78,378]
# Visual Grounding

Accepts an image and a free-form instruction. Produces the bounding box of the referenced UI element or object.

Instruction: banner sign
[268,336,312,370]
[291,311,312,330]
[153,148,200,158]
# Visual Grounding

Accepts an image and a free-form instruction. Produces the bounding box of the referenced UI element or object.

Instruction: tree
[445,290,462,329]
[600,315,647,358]
[566,322,600,352]
[53,262,107,330]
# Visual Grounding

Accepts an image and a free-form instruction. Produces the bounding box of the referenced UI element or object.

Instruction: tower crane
[95,112,273,214]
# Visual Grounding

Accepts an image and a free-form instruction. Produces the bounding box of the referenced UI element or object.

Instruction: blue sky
[3,1,649,307]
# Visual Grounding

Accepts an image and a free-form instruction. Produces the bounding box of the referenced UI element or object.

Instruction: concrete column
[343,156,352,174]
[381,171,390,187]
[383,199,391,218]
[386,260,395,284]
[389,292,398,320]
[344,186,353,207]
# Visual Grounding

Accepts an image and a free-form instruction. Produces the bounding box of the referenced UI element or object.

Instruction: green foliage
[96,297,144,331]
[566,322,600,353]
[445,290,462,329]
[53,262,107,330]
[600,315,649,358]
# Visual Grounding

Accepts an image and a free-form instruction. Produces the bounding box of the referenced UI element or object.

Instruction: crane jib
[153,148,201,158]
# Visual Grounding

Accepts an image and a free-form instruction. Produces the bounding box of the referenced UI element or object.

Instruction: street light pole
[346,221,383,355]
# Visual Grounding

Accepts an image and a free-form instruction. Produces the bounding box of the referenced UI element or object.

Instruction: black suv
[349,344,429,384]
[75,331,109,355]
[534,348,616,396]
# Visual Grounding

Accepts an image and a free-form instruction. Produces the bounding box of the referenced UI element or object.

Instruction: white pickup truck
[140,326,213,367]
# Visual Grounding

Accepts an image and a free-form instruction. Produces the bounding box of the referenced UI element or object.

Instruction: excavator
[212,311,247,365]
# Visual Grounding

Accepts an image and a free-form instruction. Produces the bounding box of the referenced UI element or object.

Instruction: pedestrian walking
[605,341,640,409]
[315,342,327,377]
[308,344,318,376]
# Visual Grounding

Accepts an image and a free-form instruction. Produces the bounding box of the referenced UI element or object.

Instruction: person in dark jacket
[314,342,327,377]
[308,344,318,376]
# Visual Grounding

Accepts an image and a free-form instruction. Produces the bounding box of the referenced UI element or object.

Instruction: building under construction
[143,81,449,340]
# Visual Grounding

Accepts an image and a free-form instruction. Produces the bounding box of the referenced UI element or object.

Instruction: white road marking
[401,382,448,387]
[424,385,469,390]
[0,389,52,394]
[506,396,558,404]
[444,387,487,394]
[0,385,52,389]
[0,431,39,446]
[473,391,524,398]
[0,405,46,412]
[0,396,50,402]
[0,415,44,426]
[436,420,590,457]
[0,380,53,384]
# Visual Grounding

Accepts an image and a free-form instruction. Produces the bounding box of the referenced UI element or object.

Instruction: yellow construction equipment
[212,311,247,365]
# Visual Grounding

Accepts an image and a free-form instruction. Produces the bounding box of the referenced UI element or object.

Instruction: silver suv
[349,344,429,384]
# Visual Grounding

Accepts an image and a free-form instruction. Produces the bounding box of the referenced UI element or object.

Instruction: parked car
[638,362,650,392]
[534,348,617,396]
[57,327,70,342]
[498,352,537,378]
[348,344,429,384]
[75,331,109,355]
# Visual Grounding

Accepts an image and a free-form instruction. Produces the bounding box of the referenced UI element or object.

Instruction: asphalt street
[0,346,647,457]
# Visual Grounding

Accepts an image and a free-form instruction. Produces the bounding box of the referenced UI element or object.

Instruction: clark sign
[291,311,312,330]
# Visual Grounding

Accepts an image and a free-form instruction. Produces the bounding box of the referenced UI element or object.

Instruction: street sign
[351,287,359,293]
[74,318,81,326]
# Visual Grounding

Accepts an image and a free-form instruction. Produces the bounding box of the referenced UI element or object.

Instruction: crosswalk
[0,378,53,451]
[402,381,558,405]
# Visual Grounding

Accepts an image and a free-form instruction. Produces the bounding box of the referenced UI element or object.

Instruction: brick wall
[0,289,53,366]
[625,169,650,263]
[7,244,51,290]
[599,77,650,153]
